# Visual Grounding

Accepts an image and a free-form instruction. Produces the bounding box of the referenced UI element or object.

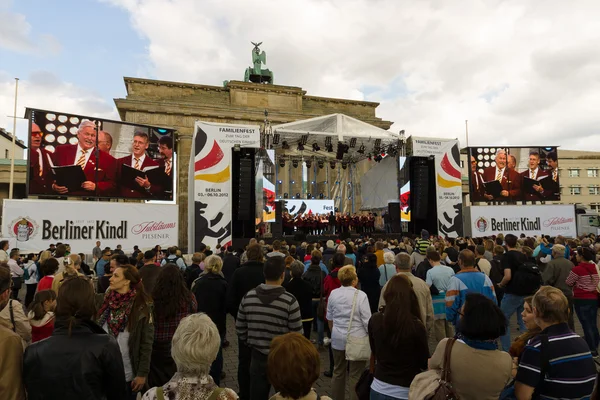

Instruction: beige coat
[429,338,512,400]
[0,299,31,347]
[0,325,26,399]
[378,271,434,333]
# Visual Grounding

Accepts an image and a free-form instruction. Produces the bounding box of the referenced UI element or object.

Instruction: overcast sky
[1,0,600,150]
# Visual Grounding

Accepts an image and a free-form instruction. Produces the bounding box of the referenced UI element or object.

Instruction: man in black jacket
[222,246,241,283]
[226,243,265,400]
[184,253,203,289]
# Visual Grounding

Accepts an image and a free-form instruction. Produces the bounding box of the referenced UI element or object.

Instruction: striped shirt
[566,261,600,300]
[516,323,596,399]
[236,284,302,355]
[415,239,430,255]
[445,268,496,325]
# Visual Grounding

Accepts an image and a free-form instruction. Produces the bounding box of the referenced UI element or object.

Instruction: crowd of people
[1,231,600,399]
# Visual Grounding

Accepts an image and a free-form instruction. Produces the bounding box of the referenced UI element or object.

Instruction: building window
[588,169,599,178]
[570,186,581,195]
[591,203,600,211]
[590,186,600,195]
[569,169,580,178]
[4,149,8,158]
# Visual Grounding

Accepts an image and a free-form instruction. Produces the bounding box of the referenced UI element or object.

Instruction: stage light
[349,138,357,148]
[292,160,299,168]
[319,193,324,199]
[330,161,336,169]
[312,142,320,151]
[305,160,312,168]
[296,193,300,198]
[272,133,280,145]
[157,128,168,134]
[318,160,324,169]
[279,159,285,168]
[342,162,347,169]
[278,180,282,184]
[291,180,296,184]
[282,141,290,150]
[357,144,365,154]
[311,181,315,184]
[297,143,304,151]
[284,193,289,199]
[307,193,311,198]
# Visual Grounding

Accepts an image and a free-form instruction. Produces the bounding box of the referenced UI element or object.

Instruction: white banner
[189,122,260,252]
[469,205,576,238]
[411,137,463,237]
[279,199,335,217]
[2,199,178,253]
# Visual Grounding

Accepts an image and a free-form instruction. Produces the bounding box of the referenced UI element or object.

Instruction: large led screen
[27,108,175,200]
[468,146,559,203]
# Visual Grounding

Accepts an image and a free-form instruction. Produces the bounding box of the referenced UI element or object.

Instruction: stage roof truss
[271,113,400,163]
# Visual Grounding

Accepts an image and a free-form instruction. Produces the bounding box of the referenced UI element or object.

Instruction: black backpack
[510,260,542,295]
[489,259,504,285]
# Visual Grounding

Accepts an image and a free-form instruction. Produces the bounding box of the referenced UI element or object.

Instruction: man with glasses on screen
[29,122,54,194]
[117,131,162,198]
[543,151,560,200]
[521,151,548,201]
[482,149,522,201]
[51,120,117,196]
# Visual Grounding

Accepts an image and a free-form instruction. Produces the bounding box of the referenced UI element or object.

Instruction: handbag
[408,338,459,400]
[345,289,371,361]
[355,353,375,400]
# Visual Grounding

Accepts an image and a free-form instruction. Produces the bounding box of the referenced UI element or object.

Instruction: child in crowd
[28,289,57,343]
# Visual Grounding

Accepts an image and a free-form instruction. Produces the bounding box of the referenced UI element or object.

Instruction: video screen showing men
[468,147,560,203]
[27,109,175,200]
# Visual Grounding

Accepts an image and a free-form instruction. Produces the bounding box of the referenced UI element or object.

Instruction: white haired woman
[142,313,238,400]
[378,251,396,286]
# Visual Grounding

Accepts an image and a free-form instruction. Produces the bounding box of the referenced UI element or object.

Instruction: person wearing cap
[139,250,161,296]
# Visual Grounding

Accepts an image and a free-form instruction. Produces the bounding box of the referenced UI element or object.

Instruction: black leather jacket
[23,318,127,400]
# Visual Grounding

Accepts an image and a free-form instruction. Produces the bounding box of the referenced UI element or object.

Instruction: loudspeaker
[411,158,430,220]
[388,202,401,233]
[271,201,283,237]
[408,156,437,236]
[232,148,256,239]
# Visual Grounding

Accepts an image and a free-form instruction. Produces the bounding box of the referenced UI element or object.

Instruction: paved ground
[220,312,589,398]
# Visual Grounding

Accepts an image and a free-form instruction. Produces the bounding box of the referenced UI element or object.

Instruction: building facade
[114,78,392,251]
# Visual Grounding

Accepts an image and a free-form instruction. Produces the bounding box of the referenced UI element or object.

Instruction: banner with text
[279,199,335,217]
[468,205,576,238]
[2,199,178,253]
[410,137,463,237]
[189,122,260,252]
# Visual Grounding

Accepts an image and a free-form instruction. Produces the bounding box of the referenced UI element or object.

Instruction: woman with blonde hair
[98,265,154,399]
[192,255,228,384]
[327,265,371,400]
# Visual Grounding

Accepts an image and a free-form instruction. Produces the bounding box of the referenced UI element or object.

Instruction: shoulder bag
[408,338,459,400]
[345,289,371,361]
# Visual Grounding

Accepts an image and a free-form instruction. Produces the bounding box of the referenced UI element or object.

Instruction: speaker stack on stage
[232,148,256,241]
[408,156,438,236]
